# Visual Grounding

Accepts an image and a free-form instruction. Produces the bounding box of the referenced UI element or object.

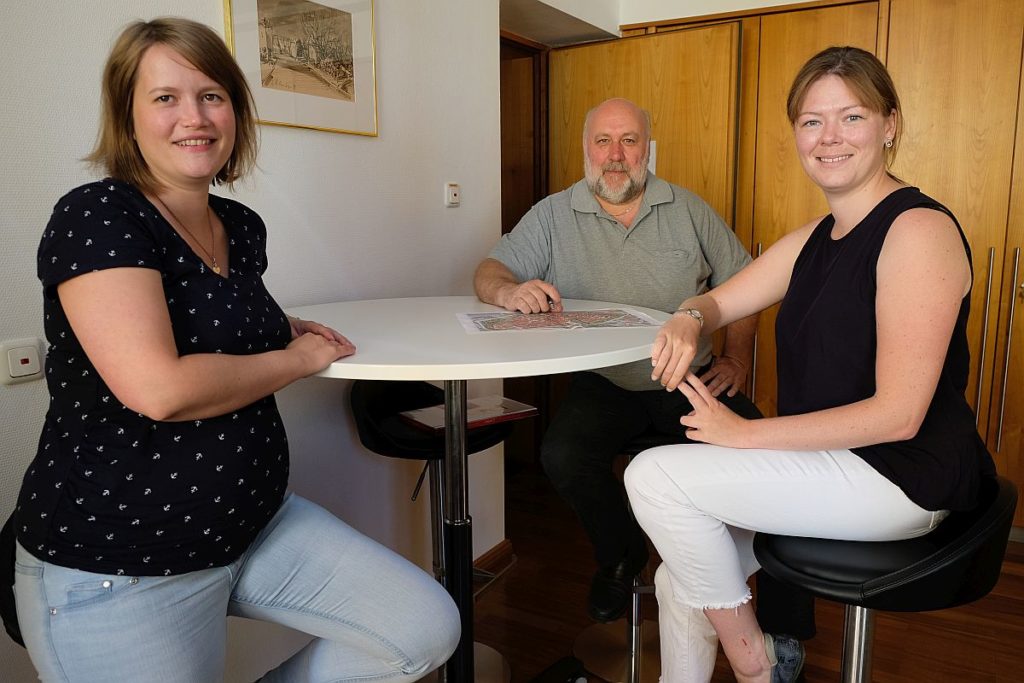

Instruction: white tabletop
[286,296,669,381]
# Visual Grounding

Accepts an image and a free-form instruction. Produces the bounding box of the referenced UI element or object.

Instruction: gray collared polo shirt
[489,174,750,391]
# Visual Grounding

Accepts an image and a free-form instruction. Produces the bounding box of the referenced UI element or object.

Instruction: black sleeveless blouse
[775,187,995,511]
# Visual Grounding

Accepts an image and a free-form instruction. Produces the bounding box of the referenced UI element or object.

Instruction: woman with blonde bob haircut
[88,17,258,192]
[624,46,995,682]
[12,16,458,683]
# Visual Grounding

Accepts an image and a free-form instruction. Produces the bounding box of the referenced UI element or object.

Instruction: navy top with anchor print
[15,179,292,577]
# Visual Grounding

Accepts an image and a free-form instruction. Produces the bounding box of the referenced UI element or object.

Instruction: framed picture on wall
[224,0,377,136]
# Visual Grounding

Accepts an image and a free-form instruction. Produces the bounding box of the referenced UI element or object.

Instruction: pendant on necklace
[212,265,221,274]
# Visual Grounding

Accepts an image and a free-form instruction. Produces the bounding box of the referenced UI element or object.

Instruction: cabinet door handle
[995,247,1020,452]
[975,247,996,424]
[750,242,763,400]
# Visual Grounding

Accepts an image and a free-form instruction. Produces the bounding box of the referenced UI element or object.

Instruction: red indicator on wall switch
[1,338,44,385]
[6,345,41,379]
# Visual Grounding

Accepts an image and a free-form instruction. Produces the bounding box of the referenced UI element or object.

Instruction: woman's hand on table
[287,332,355,375]
[289,316,355,347]
[650,313,701,391]
[287,317,355,375]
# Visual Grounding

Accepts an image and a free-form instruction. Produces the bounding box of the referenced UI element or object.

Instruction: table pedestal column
[441,380,473,682]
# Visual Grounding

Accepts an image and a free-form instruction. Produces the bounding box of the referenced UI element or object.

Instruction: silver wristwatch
[674,307,704,328]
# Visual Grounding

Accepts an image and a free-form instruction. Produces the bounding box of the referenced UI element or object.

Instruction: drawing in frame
[224,0,377,136]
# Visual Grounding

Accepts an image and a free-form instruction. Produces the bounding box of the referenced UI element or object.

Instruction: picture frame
[224,0,377,136]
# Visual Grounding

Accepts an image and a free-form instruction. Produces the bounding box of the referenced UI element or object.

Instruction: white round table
[290,296,667,381]
[286,296,669,682]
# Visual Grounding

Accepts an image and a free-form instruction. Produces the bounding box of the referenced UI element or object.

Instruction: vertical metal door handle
[996,247,1020,452]
[975,247,996,424]
[750,242,763,400]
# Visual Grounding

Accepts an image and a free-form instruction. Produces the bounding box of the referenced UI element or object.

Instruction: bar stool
[351,380,528,683]
[349,379,516,583]
[753,474,1017,683]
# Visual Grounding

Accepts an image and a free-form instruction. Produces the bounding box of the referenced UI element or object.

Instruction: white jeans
[624,444,947,683]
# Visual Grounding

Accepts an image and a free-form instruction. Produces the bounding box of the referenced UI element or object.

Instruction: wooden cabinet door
[988,57,1024,523]
[548,22,740,224]
[748,3,879,416]
[886,0,1024,438]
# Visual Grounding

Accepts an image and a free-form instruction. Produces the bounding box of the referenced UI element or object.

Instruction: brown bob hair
[786,46,902,169]
[86,17,258,192]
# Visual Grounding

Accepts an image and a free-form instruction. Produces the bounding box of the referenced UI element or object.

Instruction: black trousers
[540,371,816,639]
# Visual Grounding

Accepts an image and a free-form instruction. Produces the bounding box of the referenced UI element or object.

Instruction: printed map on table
[458,308,661,334]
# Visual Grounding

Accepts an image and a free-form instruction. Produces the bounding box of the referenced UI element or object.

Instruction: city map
[458,308,660,333]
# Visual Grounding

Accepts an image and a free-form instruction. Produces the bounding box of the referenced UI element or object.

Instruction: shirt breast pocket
[637,248,711,294]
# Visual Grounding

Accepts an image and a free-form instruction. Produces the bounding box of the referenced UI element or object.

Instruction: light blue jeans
[14,494,460,683]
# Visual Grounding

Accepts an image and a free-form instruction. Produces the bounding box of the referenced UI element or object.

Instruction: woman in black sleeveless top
[623,47,996,683]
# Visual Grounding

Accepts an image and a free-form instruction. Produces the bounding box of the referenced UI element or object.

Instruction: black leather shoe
[587,556,643,623]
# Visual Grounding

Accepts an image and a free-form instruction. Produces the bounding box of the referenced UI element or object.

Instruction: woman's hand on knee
[678,373,750,447]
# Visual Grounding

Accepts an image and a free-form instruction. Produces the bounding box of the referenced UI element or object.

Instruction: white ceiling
[500,0,617,47]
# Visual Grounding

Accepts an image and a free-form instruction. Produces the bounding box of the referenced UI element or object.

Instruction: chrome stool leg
[840,605,875,683]
[627,574,643,683]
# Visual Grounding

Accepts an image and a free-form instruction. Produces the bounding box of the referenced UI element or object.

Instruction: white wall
[543,0,621,34]
[0,1,504,680]
[619,0,791,25]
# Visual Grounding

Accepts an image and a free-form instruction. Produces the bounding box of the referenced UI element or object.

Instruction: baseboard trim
[473,539,517,597]
[475,538,516,574]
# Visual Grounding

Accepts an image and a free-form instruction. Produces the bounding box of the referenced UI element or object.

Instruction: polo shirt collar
[569,174,674,215]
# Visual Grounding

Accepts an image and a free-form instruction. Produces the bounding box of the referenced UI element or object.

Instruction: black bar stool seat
[350,379,515,581]
[754,474,1017,682]
[350,379,512,462]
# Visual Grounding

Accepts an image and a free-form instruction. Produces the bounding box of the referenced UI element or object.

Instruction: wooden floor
[473,463,1024,683]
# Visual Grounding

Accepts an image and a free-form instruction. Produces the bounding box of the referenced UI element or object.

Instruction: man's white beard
[585,154,649,204]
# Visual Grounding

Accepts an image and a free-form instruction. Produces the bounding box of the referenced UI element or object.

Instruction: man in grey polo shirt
[474,99,813,667]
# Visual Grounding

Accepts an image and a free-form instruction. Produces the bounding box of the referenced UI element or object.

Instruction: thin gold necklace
[606,204,636,217]
[152,195,221,274]
[602,196,642,217]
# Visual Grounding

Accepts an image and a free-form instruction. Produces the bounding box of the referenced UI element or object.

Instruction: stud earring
[884,139,893,148]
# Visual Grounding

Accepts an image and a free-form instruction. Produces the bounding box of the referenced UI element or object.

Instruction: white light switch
[1,338,44,385]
